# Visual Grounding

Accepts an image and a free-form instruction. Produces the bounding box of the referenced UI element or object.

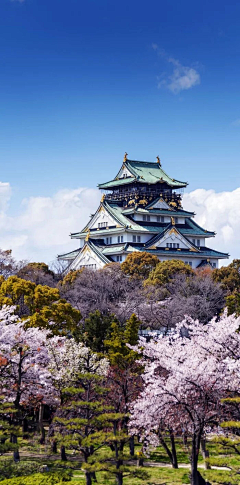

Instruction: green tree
[0,398,19,458]
[80,310,117,353]
[121,251,159,279]
[53,348,111,485]
[226,291,240,316]
[105,313,140,368]
[212,259,240,293]
[61,269,85,286]
[104,314,142,459]
[145,259,194,286]
[210,397,240,483]
[0,276,81,335]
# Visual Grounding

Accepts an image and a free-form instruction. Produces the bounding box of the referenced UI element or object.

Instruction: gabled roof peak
[99,157,188,190]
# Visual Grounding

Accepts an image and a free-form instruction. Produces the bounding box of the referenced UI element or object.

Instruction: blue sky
[0,0,240,263]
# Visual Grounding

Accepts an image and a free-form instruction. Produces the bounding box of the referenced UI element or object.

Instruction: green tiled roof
[181,218,215,237]
[123,243,228,259]
[122,207,194,217]
[57,248,81,260]
[88,241,110,265]
[98,160,187,189]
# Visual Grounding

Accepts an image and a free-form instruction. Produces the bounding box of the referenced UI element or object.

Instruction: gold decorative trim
[169,227,178,235]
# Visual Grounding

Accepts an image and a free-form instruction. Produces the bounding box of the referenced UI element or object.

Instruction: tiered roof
[98,159,188,190]
[58,156,229,269]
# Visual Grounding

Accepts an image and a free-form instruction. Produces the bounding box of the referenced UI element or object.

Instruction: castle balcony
[103,188,183,209]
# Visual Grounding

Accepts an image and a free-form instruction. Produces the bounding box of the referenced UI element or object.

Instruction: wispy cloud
[232,119,240,127]
[152,44,200,94]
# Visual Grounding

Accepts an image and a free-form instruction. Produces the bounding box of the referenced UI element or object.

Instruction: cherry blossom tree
[0,306,54,410]
[129,312,240,485]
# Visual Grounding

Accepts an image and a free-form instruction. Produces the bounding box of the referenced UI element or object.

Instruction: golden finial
[123,152,128,162]
[171,216,175,225]
[156,156,161,166]
[100,194,105,203]
[85,229,90,242]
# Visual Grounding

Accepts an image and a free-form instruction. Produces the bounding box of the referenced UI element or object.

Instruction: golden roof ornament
[123,152,128,162]
[100,194,105,203]
[171,216,175,225]
[156,155,161,166]
[85,230,90,242]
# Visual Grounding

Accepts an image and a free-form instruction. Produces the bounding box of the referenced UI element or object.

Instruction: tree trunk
[190,433,199,485]
[22,417,28,433]
[13,450,20,462]
[170,430,178,469]
[159,433,177,468]
[51,439,57,453]
[90,472,97,482]
[129,436,135,456]
[200,438,211,470]
[116,472,123,485]
[85,471,92,485]
[183,432,188,446]
[39,403,45,444]
[190,432,208,485]
[61,445,67,461]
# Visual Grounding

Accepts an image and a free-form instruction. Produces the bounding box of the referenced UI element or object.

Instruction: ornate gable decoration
[117,165,133,180]
[147,198,172,210]
[69,244,105,271]
[87,204,121,231]
[149,227,199,251]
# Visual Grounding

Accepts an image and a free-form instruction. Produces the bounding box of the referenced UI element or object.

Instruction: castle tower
[58,155,228,270]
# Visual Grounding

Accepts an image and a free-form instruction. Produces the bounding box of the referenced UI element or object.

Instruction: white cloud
[0,182,238,267]
[0,184,100,264]
[183,188,240,264]
[152,44,200,94]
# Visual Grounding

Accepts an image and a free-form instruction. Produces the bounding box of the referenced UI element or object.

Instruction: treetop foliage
[121,251,159,279]
[145,259,194,286]
[0,275,81,335]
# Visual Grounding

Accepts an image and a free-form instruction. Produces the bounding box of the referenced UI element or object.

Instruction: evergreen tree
[80,310,117,353]
[53,346,110,485]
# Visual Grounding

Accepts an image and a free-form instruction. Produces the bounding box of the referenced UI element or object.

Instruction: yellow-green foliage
[0,276,81,335]
[0,471,72,484]
[145,259,194,286]
[104,313,140,367]
[61,269,85,286]
[121,251,159,279]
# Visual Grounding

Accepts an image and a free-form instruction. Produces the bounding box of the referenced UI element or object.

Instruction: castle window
[116,255,122,262]
[175,217,179,223]
[157,216,165,223]
[133,235,141,243]
[98,222,107,228]
[143,215,150,221]
[192,238,196,245]
[212,262,216,268]
[118,235,124,243]
[185,261,192,267]
[106,237,112,244]
[197,239,200,246]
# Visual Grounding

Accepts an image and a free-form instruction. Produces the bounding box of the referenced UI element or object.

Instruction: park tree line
[1,248,240,485]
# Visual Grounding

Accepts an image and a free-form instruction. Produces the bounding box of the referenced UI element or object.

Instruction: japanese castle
[59,154,228,271]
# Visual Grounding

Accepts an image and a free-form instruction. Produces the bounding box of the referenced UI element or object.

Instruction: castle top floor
[98,154,188,209]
